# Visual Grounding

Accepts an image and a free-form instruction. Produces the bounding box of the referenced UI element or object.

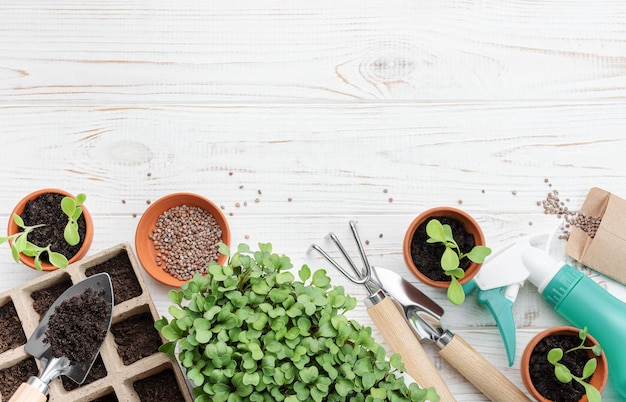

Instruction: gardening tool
[9,273,114,402]
[462,233,549,367]
[311,221,531,402]
[309,221,457,401]
[374,266,531,402]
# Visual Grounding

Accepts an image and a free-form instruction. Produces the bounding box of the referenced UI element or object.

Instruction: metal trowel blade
[25,273,114,385]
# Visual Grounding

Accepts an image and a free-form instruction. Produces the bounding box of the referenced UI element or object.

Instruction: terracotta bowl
[402,206,485,288]
[521,326,608,402]
[7,188,94,271]
[135,192,230,287]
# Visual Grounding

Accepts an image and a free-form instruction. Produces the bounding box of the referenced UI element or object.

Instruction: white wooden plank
[2,1,626,102]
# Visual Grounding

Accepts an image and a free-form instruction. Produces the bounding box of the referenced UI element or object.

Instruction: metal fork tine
[349,220,372,278]
[308,243,369,285]
[327,232,365,280]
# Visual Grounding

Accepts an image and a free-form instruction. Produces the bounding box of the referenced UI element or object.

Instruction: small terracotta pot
[521,326,608,402]
[135,192,231,287]
[402,206,485,288]
[7,188,94,271]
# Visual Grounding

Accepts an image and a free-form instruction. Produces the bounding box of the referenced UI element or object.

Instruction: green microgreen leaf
[155,242,438,402]
[582,358,597,380]
[440,247,459,271]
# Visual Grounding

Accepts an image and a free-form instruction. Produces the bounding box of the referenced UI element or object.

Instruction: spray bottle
[522,246,626,398]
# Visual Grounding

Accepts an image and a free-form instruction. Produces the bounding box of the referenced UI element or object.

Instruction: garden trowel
[9,273,114,402]
[373,267,531,402]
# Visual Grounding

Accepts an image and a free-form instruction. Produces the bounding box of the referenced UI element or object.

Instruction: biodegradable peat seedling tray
[0,243,193,402]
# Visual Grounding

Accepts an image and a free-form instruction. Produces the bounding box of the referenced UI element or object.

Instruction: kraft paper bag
[567,187,626,285]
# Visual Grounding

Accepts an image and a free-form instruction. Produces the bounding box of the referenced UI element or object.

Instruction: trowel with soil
[9,273,114,402]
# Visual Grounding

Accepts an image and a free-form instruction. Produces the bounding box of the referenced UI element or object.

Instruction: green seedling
[156,242,439,402]
[0,213,69,270]
[547,327,603,402]
[425,218,491,305]
[61,193,86,246]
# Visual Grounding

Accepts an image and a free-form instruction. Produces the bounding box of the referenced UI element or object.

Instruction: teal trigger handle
[463,281,516,367]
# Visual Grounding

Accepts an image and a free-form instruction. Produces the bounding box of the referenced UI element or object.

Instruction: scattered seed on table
[132,213,137,218]
[150,204,223,281]
[379,233,383,238]
[244,201,248,207]
[255,198,260,203]
[245,234,250,239]
[239,185,244,189]
[383,189,388,193]
[147,172,152,177]
[458,199,463,205]
[512,191,517,196]
[122,199,126,204]
[229,171,233,176]
[288,197,292,202]
[481,189,485,194]
[146,200,151,205]
[388,197,393,203]
[365,240,370,245]
[229,212,233,216]
[528,221,533,226]
[235,202,241,208]
[220,205,225,210]
[258,189,262,195]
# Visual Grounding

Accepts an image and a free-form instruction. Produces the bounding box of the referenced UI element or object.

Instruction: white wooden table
[2,2,626,400]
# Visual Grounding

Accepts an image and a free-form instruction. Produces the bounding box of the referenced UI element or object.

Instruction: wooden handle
[8,382,47,402]
[438,334,531,402]
[367,296,456,401]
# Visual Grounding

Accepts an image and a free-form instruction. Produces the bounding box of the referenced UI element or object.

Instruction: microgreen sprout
[547,327,603,402]
[156,242,439,402]
[425,218,491,305]
[0,213,68,270]
[61,193,86,246]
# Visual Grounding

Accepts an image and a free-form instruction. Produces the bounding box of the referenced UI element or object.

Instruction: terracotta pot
[521,326,608,402]
[135,192,231,287]
[402,206,485,288]
[7,188,94,271]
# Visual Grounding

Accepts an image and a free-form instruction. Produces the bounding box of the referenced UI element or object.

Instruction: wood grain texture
[2,1,626,102]
[2,0,626,400]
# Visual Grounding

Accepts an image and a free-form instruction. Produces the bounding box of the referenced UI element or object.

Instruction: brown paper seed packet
[567,187,626,285]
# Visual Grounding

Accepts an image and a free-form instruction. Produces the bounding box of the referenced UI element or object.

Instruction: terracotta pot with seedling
[521,326,608,402]
[403,207,491,305]
[2,189,92,271]
[156,242,440,402]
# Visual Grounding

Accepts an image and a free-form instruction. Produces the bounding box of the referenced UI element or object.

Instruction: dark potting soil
[31,276,73,318]
[91,393,119,402]
[409,216,475,282]
[20,192,87,262]
[86,251,142,305]
[111,312,162,365]
[0,300,27,353]
[529,334,591,401]
[133,369,184,402]
[62,354,107,391]
[0,357,39,400]
[45,287,109,365]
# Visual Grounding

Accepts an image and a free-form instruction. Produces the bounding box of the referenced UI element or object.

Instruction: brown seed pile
[540,188,601,240]
[149,205,222,280]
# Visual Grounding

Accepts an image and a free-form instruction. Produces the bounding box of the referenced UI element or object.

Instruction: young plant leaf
[440,247,459,271]
[64,222,80,246]
[582,358,597,380]
[48,251,69,268]
[547,348,564,364]
[447,277,465,305]
[554,363,573,383]
[61,196,76,217]
[75,193,87,205]
[466,245,492,263]
[425,219,446,243]
[442,224,455,244]
[12,213,24,228]
[581,381,602,402]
